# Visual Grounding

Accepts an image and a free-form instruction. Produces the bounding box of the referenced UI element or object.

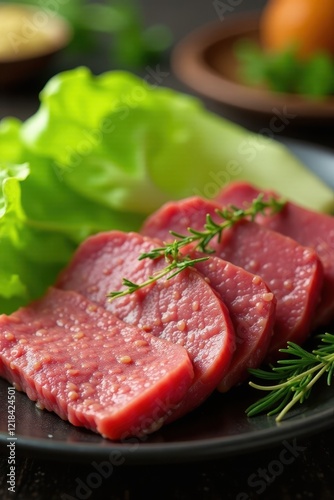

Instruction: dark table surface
[0,1,334,499]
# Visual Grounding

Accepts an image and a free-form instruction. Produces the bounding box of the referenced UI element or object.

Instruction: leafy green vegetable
[235,40,334,98]
[0,117,143,313]
[1,67,333,314]
[22,67,334,214]
[0,157,71,313]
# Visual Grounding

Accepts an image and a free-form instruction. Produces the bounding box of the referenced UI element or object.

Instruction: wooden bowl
[171,13,334,123]
[0,3,72,86]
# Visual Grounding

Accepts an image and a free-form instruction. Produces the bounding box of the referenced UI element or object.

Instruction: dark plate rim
[3,404,334,464]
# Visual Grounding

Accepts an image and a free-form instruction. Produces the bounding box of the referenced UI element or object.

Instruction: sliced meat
[141,196,215,244]
[192,254,276,391]
[215,180,280,210]
[141,196,323,358]
[0,288,194,440]
[57,231,235,421]
[215,181,334,327]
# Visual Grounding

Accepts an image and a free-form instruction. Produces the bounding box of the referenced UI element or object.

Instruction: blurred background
[0,0,333,147]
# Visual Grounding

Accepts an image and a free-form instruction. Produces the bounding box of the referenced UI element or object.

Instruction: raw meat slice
[141,196,214,244]
[215,181,334,327]
[141,196,323,358]
[57,231,235,420]
[192,254,276,391]
[0,288,194,440]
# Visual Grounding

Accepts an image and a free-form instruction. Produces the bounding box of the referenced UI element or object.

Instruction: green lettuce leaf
[0,159,72,313]
[22,67,334,214]
[0,117,143,313]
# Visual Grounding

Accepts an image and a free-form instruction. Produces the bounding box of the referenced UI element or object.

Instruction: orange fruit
[260,0,334,59]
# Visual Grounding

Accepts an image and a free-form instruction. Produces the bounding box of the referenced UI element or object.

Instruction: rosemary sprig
[108,194,284,300]
[246,332,334,422]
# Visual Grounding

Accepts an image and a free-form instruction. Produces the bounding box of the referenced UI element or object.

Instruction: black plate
[1,139,334,464]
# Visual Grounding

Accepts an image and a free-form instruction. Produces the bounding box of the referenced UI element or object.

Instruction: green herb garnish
[246,333,334,422]
[235,40,334,98]
[108,194,284,299]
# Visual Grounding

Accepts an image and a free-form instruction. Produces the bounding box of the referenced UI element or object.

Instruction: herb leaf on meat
[108,253,210,299]
[246,332,334,422]
[108,194,285,299]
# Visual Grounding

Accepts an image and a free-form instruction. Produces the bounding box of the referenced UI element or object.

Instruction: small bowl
[171,13,334,124]
[0,3,72,86]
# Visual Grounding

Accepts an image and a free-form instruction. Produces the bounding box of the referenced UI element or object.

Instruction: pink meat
[141,197,323,358]
[0,288,194,440]
[215,181,334,327]
[192,254,276,391]
[57,231,235,421]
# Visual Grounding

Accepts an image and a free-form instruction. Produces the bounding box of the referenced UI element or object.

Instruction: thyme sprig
[108,249,209,299]
[108,194,284,300]
[246,333,334,422]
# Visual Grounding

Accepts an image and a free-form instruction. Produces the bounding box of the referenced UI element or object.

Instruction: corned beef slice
[0,288,194,440]
[215,181,334,327]
[57,231,235,421]
[193,255,276,391]
[141,197,323,357]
